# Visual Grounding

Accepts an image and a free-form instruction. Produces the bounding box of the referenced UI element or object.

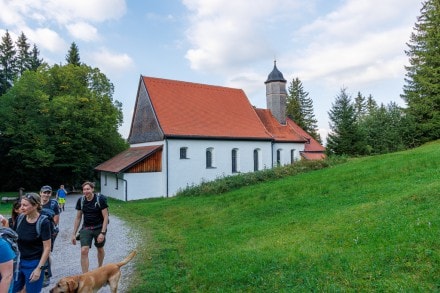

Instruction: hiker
[56,185,67,211]
[40,185,60,287]
[71,181,109,273]
[8,199,22,228]
[0,229,15,293]
[12,193,51,293]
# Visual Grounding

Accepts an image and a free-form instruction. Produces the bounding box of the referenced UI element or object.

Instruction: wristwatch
[100,231,106,235]
[39,265,46,270]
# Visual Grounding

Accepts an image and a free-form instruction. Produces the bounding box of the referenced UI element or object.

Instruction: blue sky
[0,0,422,142]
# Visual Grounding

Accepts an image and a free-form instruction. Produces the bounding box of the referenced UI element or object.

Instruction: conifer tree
[401,0,440,143]
[29,44,43,71]
[15,32,31,75]
[65,42,81,66]
[0,30,17,95]
[326,88,366,156]
[354,91,367,119]
[366,94,378,115]
[286,77,321,142]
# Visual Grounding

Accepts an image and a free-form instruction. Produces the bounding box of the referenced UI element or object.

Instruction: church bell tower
[265,61,287,125]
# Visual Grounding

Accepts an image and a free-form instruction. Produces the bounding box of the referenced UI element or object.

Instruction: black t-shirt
[15,215,51,260]
[75,194,108,228]
[42,199,60,216]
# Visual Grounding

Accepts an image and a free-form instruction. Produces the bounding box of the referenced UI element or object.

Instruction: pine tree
[366,94,378,115]
[286,77,321,142]
[354,91,367,119]
[29,44,43,71]
[15,32,31,75]
[326,88,366,156]
[0,30,17,95]
[65,42,81,66]
[401,0,440,143]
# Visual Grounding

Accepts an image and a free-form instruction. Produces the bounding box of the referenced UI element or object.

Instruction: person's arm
[97,208,109,243]
[71,210,82,245]
[0,259,13,292]
[0,215,8,227]
[29,239,51,283]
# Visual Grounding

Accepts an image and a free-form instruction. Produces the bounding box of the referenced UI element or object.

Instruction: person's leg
[79,229,94,273]
[80,246,90,273]
[97,247,105,267]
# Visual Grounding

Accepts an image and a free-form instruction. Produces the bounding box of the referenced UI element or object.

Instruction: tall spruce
[354,91,367,119]
[286,77,321,142]
[0,30,17,95]
[326,88,366,156]
[15,32,31,75]
[66,42,81,66]
[401,0,440,143]
[29,44,43,71]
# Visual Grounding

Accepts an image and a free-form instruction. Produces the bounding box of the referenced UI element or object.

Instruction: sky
[0,0,422,142]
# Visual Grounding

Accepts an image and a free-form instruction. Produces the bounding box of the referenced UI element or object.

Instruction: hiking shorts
[79,227,106,248]
[58,198,66,204]
[13,259,44,293]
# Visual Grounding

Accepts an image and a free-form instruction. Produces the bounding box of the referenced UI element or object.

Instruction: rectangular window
[180,147,187,159]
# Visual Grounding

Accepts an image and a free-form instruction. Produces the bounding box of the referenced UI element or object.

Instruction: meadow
[2,141,439,292]
[111,140,440,292]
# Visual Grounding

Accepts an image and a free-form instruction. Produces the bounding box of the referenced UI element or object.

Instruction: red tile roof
[95,145,162,173]
[255,108,306,142]
[142,76,272,140]
[301,152,326,160]
[286,118,326,153]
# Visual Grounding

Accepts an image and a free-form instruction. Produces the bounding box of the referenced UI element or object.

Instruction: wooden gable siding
[126,149,162,173]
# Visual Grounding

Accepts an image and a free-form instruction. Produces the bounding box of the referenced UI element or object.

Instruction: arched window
[276,149,282,166]
[290,149,295,163]
[253,149,259,171]
[206,148,214,168]
[232,148,239,173]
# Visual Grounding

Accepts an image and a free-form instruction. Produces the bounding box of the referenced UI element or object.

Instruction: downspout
[271,140,274,168]
[116,173,128,202]
[166,139,169,197]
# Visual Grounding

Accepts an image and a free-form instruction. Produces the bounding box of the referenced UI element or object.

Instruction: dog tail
[117,250,137,267]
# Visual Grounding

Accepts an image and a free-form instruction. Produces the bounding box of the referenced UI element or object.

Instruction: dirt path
[42,193,137,293]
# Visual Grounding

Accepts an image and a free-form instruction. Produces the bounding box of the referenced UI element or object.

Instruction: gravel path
[42,193,137,293]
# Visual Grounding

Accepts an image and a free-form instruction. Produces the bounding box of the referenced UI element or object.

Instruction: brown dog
[50,250,136,293]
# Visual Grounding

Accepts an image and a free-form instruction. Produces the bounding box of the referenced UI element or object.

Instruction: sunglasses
[42,191,51,194]
[24,193,38,204]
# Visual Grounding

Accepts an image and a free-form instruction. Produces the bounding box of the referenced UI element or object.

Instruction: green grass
[4,141,440,291]
[110,140,440,292]
[0,192,20,216]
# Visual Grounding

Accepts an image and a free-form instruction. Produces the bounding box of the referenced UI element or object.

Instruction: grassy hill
[108,141,440,291]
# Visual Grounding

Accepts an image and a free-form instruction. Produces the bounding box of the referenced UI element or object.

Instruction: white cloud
[89,48,134,75]
[66,22,99,42]
[183,0,301,73]
[25,27,67,53]
[44,0,126,24]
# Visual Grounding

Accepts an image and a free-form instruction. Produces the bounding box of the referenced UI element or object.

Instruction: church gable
[128,78,164,144]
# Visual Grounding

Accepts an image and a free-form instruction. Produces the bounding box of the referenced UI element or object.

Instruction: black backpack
[0,227,20,279]
[80,193,110,224]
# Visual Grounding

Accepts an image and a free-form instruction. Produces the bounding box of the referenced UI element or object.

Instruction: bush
[176,157,347,197]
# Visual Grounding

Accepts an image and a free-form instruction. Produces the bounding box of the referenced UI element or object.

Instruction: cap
[40,185,52,192]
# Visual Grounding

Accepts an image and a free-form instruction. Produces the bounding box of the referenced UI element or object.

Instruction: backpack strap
[49,199,57,210]
[35,214,48,238]
[15,214,25,230]
[81,194,101,210]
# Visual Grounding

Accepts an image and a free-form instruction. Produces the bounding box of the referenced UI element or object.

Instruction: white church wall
[166,139,273,196]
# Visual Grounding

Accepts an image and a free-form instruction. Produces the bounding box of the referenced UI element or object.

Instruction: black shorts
[79,227,106,248]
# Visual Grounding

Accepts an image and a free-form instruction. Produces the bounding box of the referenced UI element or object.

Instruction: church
[95,63,325,201]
